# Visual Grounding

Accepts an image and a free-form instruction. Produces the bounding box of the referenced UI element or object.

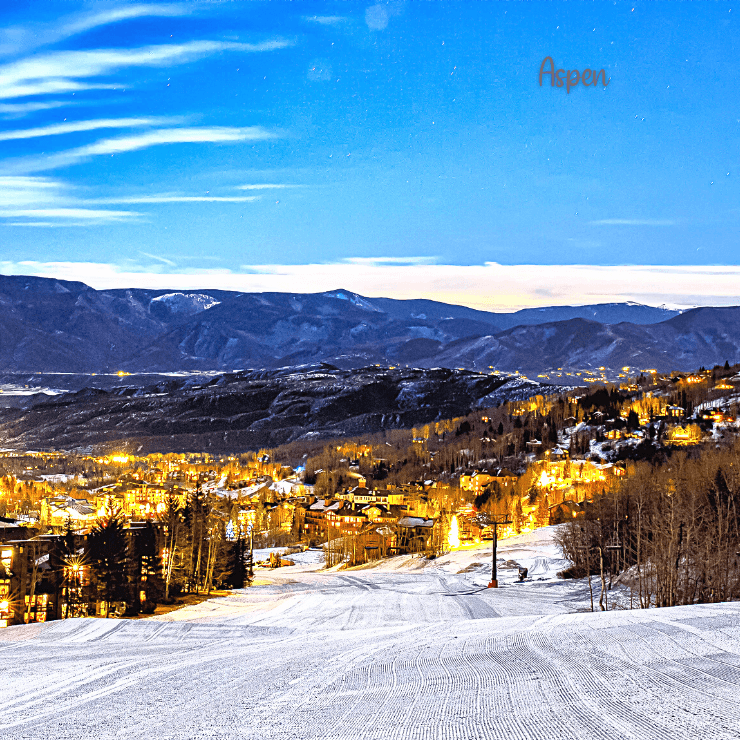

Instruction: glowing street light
[447,515,460,549]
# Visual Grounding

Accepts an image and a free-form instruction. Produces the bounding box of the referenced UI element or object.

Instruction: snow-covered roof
[398,516,435,528]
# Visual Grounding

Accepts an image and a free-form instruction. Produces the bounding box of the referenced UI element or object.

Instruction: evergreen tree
[88,508,128,616]
[134,520,164,613]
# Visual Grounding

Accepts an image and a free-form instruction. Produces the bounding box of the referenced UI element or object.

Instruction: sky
[0,0,738,311]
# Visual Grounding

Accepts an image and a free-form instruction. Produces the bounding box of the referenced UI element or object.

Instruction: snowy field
[2,528,740,739]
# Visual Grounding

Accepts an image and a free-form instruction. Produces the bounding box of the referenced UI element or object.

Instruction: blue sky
[0,1,738,310]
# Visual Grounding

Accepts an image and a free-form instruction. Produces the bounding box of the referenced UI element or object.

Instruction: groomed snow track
[2,567,740,740]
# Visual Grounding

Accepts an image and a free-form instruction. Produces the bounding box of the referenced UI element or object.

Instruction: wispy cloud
[0,116,182,141]
[95,194,260,204]
[304,16,347,26]
[7,221,106,227]
[139,251,176,266]
[0,207,140,223]
[0,80,118,100]
[0,4,189,58]
[0,175,69,206]
[0,175,262,223]
[4,126,276,173]
[589,219,677,226]
[0,177,141,223]
[0,100,70,119]
[0,39,293,100]
[61,4,189,40]
[236,183,299,190]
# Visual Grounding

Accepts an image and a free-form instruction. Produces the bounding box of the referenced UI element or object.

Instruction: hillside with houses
[2,361,740,625]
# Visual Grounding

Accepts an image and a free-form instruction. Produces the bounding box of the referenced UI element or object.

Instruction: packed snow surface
[2,527,740,739]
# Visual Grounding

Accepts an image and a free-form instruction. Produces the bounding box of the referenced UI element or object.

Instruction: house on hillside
[396,516,435,554]
[549,500,583,524]
[666,424,703,445]
[325,504,367,535]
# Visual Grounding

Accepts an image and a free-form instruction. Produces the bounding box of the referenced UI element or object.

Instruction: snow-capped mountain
[2,273,732,377]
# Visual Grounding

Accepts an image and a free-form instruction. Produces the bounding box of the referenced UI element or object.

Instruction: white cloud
[0,117,182,141]
[0,175,69,206]
[0,100,70,118]
[61,5,189,39]
[139,251,176,267]
[0,39,292,100]
[0,4,189,58]
[94,194,260,204]
[72,125,273,154]
[236,184,299,190]
[0,175,261,216]
[304,16,347,26]
[0,207,140,222]
[7,221,99,227]
[589,219,677,226]
[2,261,740,311]
[0,80,118,100]
[4,126,276,173]
[0,175,62,190]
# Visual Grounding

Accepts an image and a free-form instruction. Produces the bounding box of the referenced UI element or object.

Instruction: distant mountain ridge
[1,273,734,376]
[0,365,553,453]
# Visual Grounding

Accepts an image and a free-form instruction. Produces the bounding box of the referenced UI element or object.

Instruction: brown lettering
[539,57,555,86]
[567,70,579,93]
[539,61,609,91]
[594,68,611,87]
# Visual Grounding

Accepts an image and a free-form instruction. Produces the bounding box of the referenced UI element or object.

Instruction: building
[0,535,64,628]
[396,516,435,553]
[40,495,96,528]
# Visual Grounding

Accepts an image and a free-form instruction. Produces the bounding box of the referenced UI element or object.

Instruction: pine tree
[134,520,164,613]
[88,508,128,616]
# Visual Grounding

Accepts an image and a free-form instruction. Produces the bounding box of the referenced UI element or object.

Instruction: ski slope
[2,528,740,739]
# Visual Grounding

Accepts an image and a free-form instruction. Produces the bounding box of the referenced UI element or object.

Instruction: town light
[0,600,9,612]
[448,515,460,549]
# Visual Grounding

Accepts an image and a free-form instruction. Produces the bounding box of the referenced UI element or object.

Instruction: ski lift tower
[475,513,512,588]
[247,523,254,582]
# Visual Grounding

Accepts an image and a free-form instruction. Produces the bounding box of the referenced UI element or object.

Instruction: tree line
[62,486,248,616]
[557,440,740,609]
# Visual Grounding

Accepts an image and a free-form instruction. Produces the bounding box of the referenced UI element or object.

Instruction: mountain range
[0,366,550,454]
[1,273,738,376]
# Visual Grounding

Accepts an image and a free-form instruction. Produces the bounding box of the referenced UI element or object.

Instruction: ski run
[2,526,740,739]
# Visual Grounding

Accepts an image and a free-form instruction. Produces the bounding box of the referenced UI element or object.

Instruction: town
[2,361,740,627]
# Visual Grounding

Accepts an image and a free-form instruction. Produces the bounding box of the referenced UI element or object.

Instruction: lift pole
[489,518,512,588]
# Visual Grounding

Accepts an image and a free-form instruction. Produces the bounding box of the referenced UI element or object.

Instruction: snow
[2,526,740,738]
[150,292,220,314]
